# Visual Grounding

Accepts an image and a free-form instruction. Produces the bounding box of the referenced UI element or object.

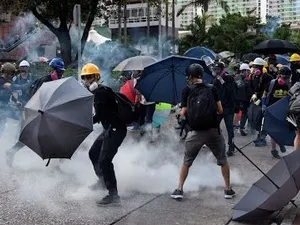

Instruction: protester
[290,53,300,86]
[234,63,252,136]
[0,62,16,138]
[11,60,33,107]
[262,66,291,158]
[212,61,237,156]
[5,57,65,167]
[267,54,278,79]
[81,63,127,205]
[171,63,235,200]
[249,57,273,147]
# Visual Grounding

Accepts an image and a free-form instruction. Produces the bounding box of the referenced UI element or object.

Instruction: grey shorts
[184,128,227,166]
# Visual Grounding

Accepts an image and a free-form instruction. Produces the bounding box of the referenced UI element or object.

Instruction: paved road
[0,117,296,225]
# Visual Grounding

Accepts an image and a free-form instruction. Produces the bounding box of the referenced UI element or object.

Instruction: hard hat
[19,60,30,67]
[49,57,65,71]
[290,53,300,62]
[81,63,101,76]
[240,63,250,71]
[264,61,268,68]
[263,67,267,73]
[253,57,265,66]
[186,63,204,78]
[249,61,254,67]
[276,63,283,69]
[1,62,16,74]
[278,66,291,77]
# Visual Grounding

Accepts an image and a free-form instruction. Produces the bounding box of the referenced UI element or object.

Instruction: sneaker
[224,189,236,199]
[97,195,120,205]
[239,129,247,136]
[279,145,287,153]
[171,189,183,199]
[271,150,281,159]
[254,139,267,147]
[227,150,234,157]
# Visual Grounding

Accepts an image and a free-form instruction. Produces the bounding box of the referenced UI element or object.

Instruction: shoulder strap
[268,79,276,94]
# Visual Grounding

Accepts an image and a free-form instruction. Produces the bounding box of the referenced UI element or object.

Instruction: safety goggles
[81,75,94,80]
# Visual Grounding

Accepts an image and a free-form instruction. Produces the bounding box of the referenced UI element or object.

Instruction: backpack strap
[268,79,276,94]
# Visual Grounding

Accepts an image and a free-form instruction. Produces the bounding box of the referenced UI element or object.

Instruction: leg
[6,141,25,167]
[240,103,249,130]
[138,104,146,127]
[294,130,300,150]
[177,164,190,190]
[145,103,156,124]
[223,113,235,154]
[221,163,230,190]
[89,132,105,179]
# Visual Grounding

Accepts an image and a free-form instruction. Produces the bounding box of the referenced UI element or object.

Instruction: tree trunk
[172,0,175,54]
[57,30,72,66]
[165,0,169,37]
[118,3,122,39]
[124,2,128,46]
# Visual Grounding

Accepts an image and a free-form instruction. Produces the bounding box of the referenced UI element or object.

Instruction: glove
[254,99,261,106]
[251,94,257,102]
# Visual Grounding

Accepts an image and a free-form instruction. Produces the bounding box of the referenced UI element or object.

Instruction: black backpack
[99,85,137,125]
[187,84,217,130]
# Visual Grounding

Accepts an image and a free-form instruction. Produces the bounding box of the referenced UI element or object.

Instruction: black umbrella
[232,144,299,222]
[253,39,299,54]
[19,77,94,163]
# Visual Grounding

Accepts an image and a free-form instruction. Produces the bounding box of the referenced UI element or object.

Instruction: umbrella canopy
[113,56,157,71]
[265,54,289,65]
[19,77,94,160]
[233,149,300,221]
[253,39,299,54]
[184,46,216,60]
[218,51,235,59]
[135,55,213,105]
[263,97,295,146]
[87,29,111,46]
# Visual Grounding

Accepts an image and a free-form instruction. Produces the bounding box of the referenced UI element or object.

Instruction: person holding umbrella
[5,57,65,167]
[81,63,127,205]
[262,66,291,158]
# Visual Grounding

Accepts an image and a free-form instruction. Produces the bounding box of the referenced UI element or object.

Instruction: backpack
[187,84,217,131]
[99,85,137,125]
[288,82,300,114]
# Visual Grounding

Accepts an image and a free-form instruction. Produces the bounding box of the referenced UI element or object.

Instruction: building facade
[176,0,202,29]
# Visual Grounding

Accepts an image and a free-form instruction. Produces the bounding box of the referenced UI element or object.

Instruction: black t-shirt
[265,79,289,106]
[92,85,125,129]
[181,83,219,129]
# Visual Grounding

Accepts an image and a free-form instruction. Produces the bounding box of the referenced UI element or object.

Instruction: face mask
[254,69,261,76]
[50,71,59,80]
[278,77,285,85]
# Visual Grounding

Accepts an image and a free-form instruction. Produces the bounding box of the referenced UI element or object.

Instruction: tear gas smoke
[0,116,243,212]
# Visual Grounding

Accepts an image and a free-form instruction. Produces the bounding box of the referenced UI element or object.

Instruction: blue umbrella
[265,54,289,65]
[184,46,216,60]
[263,96,295,146]
[135,55,213,105]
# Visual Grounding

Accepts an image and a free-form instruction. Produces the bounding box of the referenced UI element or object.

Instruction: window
[138,8,144,17]
[131,8,137,17]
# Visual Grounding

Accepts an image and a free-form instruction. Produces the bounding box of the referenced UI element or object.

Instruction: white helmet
[19,60,30,67]
[253,57,265,66]
[239,63,250,71]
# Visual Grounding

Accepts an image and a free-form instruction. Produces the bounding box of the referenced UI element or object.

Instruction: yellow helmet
[264,61,268,68]
[80,63,100,76]
[263,67,267,74]
[276,63,283,69]
[290,53,300,62]
[249,61,254,67]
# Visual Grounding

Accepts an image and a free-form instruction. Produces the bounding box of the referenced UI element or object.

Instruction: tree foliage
[273,23,291,40]
[0,0,110,66]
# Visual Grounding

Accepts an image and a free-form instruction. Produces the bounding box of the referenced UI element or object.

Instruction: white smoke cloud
[0,117,243,212]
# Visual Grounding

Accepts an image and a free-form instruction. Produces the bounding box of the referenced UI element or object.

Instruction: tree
[178,12,211,54]
[206,13,265,55]
[0,0,107,66]
[273,23,291,40]
[177,0,229,17]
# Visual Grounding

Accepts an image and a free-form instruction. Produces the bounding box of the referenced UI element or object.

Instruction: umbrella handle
[45,158,51,167]
[234,143,298,208]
